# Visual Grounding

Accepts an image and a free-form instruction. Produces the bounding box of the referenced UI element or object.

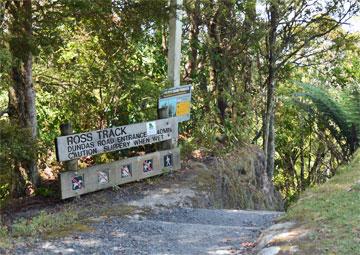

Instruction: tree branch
[276,13,352,70]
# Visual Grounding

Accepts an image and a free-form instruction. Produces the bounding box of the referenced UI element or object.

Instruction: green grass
[0,206,93,248]
[0,202,146,248]
[12,209,79,237]
[0,224,11,249]
[284,150,360,254]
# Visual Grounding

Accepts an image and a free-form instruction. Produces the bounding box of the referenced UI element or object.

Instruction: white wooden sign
[55,118,178,162]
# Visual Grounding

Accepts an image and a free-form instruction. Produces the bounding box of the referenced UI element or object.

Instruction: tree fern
[293,83,359,157]
[340,86,360,152]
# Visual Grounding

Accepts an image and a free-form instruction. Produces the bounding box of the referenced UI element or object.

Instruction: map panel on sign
[176,101,190,116]
[159,85,191,122]
[158,98,177,117]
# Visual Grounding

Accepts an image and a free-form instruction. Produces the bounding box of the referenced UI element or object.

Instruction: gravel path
[12,207,282,255]
[6,164,283,255]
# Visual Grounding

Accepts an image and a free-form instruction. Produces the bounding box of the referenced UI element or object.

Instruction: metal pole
[167,0,183,88]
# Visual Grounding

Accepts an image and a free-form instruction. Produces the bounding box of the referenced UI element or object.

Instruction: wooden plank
[60,148,181,199]
[55,118,178,162]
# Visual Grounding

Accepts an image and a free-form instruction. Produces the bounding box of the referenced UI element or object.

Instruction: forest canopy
[0,0,359,205]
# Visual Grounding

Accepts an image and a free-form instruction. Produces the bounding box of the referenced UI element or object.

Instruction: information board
[55,118,178,162]
[159,85,191,122]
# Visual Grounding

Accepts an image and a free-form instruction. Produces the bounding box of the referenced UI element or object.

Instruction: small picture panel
[159,98,177,117]
[72,175,83,191]
[146,121,157,136]
[121,164,132,178]
[164,154,173,168]
[98,170,109,184]
[143,159,153,172]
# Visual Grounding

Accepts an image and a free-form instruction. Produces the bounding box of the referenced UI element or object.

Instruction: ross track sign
[55,118,178,162]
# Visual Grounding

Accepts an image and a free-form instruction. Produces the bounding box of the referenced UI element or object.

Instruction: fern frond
[293,83,359,156]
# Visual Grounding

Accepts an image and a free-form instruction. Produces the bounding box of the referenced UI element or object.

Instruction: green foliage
[34,10,168,149]
[0,224,8,238]
[0,120,39,202]
[294,83,359,156]
[0,48,11,91]
[35,187,56,198]
[12,210,78,237]
[0,224,11,249]
[341,86,360,141]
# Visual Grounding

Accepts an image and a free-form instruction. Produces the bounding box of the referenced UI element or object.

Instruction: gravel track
[12,207,281,255]
[5,165,283,255]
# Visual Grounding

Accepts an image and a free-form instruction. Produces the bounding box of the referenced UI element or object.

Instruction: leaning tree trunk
[264,0,278,179]
[8,0,39,195]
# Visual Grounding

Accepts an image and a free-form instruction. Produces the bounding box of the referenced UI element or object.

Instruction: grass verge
[0,206,93,249]
[283,150,360,254]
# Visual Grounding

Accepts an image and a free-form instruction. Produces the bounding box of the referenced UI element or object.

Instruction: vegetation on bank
[0,207,81,249]
[284,150,360,254]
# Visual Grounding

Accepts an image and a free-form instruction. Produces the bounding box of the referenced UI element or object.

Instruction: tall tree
[7,0,39,193]
[262,0,359,178]
[264,0,278,178]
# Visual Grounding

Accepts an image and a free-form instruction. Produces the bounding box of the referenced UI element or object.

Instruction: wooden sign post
[168,0,183,88]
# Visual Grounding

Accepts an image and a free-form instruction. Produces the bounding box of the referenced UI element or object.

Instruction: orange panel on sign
[176,101,191,116]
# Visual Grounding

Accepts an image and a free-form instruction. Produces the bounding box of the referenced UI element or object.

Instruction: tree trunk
[207,10,226,123]
[8,0,39,194]
[206,1,234,125]
[300,119,305,191]
[264,0,278,179]
[184,0,200,82]
[242,0,256,93]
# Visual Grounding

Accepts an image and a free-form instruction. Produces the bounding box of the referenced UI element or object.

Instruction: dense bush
[0,120,39,203]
